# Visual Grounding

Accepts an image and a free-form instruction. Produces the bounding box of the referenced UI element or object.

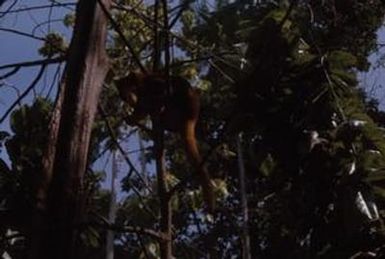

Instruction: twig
[0,27,45,41]
[0,28,67,56]
[168,0,190,29]
[0,3,76,16]
[0,3,76,15]
[153,0,160,71]
[88,216,169,241]
[99,106,157,220]
[0,0,17,18]
[0,64,46,124]
[0,57,64,71]
[98,105,153,194]
[0,67,20,80]
[208,60,235,83]
[32,19,64,36]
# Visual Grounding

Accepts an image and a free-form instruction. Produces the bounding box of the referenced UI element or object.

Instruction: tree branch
[0,27,45,41]
[87,215,170,241]
[0,64,46,124]
[168,0,190,29]
[0,3,76,15]
[0,0,17,18]
[0,57,64,81]
[98,105,153,194]
[0,57,64,71]
[0,67,20,80]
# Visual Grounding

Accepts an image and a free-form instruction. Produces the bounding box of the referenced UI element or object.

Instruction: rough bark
[30,0,111,258]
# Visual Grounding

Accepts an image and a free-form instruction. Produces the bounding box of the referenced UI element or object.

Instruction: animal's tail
[183,120,215,212]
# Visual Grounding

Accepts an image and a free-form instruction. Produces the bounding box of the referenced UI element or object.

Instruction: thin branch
[0,28,67,56]
[0,67,20,80]
[168,1,190,29]
[47,2,54,33]
[0,3,76,15]
[3,83,21,99]
[50,0,76,11]
[169,52,235,68]
[0,64,46,124]
[208,60,235,83]
[153,0,160,71]
[97,0,146,73]
[0,57,64,71]
[98,105,153,194]
[0,0,17,18]
[0,27,45,41]
[237,134,251,259]
[32,19,64,36]
[161,0,170,76]
[87,217,169,241]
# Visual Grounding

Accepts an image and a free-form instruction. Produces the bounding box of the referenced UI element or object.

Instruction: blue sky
[1,0,73,127]
[360,26,385,109]
[0,0,73,163]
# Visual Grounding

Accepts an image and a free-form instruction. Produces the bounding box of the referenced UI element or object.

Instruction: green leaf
[328,50,358,69]
[38,32,67,57]
[259,154,275,177]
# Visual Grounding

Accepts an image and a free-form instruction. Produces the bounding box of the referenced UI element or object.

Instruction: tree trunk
[30,0,111,258]
[106,150,118,259]
[237,134,251,259]
[154,120,173,259]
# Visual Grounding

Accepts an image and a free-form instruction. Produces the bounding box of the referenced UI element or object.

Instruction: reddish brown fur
[116,73,214,211]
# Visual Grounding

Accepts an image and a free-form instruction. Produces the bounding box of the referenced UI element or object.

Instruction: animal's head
[115,72,144,107]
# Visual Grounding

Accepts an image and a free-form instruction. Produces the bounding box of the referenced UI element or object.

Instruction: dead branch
[0,27,45,41]
[0,57,64,71]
